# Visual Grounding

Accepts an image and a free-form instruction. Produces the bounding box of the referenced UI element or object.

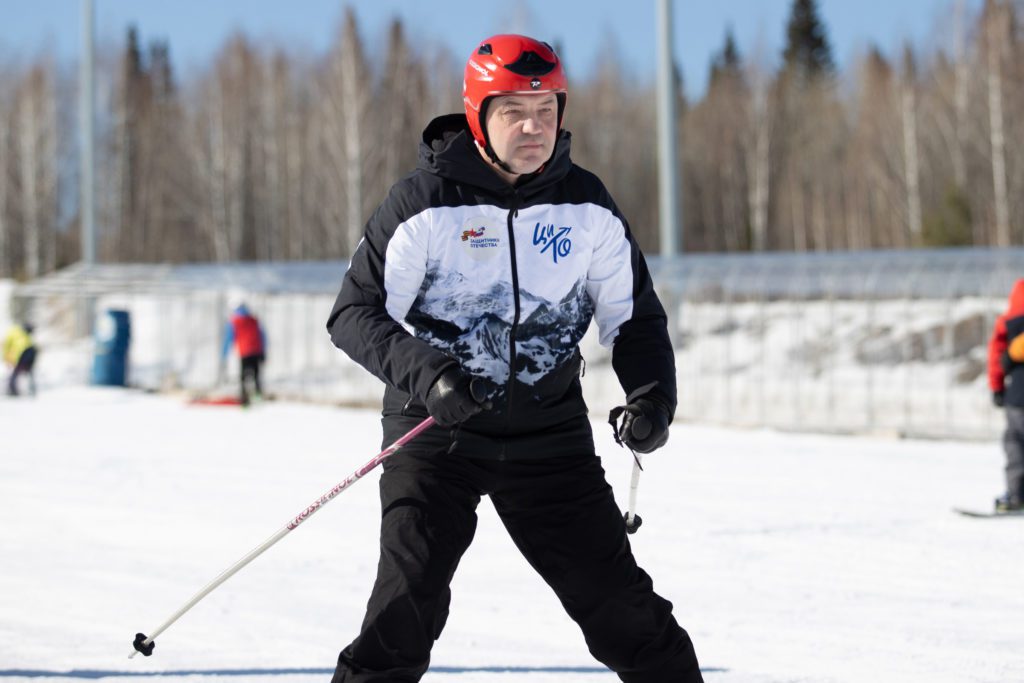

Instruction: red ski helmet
[463,34,568,155]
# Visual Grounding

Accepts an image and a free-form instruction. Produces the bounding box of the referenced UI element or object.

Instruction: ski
[953,507,1024,518]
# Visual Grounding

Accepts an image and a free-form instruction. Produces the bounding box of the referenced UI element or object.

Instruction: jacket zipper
[505,193,522,438]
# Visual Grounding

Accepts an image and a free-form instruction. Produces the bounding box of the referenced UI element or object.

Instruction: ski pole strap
[608,404,626,447]
[607,404,644,471]
[608,381,660,468]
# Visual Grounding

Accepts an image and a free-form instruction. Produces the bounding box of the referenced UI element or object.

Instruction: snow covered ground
[2,387,1022,682]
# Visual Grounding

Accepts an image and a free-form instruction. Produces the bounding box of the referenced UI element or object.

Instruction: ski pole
[624,454,644,534]
[130,415,436,659]
[609,403,649,535]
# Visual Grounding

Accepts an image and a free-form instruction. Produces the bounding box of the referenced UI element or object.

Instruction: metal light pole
[656,0,681,256]
[80,0,96,265]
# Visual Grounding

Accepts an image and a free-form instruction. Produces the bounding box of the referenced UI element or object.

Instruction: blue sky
[4,0,976,100]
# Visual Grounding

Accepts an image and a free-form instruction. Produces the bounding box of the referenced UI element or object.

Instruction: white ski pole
[610,401,649,535]
[130,415,437,658]
[624,454,644,534]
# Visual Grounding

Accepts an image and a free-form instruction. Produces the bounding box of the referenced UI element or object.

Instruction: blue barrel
[91,309,131,386]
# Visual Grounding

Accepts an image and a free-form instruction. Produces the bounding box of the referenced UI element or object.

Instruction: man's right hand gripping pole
[425,367,491,427]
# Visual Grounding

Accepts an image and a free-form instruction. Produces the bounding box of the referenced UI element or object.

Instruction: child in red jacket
[988,279,1024,511]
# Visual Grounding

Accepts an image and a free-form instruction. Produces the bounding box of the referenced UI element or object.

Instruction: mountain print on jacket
[404,260,594,396]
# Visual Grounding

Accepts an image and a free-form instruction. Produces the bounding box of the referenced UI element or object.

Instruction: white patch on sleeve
[383,212,432,324]
[586,210,634,347]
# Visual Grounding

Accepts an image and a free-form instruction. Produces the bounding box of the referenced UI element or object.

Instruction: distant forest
[0,0,1021,278]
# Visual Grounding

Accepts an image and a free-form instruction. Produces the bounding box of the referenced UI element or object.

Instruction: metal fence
[647,248,1024,439]
[9,247,1024,440]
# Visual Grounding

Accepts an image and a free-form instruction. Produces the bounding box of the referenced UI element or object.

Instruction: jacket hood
[1007,279,1024,317]
[417,113,572,198]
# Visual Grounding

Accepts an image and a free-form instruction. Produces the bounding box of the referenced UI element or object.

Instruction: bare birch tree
[746,57,775,251]
[570,33,659,251]
[259,53,289,260]
[985,0,1011,246]
[0,71,12,277]
[338,8,372,254]
[377,20,426,195]
[288,75,316,259]
[953,0,970,190]
[16,64,58,278]
[848,48,899,248]
[1000,3,1024,243]
[900,45,922,243]
[189,35,259,261]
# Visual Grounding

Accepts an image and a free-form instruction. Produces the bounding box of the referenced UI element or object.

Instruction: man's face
[483,93,559,178]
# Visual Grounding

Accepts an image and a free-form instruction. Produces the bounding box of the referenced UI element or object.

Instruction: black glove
[610,392,672,454]
[425,367,489,427]
[1001,351,1015,374]
[993,391,1006,408]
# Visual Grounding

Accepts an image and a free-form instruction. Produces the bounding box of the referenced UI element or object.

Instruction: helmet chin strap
[477,100,516,176]
[480,140,514,175]
[477,139,557,182]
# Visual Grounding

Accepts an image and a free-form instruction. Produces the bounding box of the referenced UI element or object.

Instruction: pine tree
[782,0,834,79]
[709,27,742,87]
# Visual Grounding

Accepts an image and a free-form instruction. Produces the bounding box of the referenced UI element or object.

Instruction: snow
[2,387,1023,682]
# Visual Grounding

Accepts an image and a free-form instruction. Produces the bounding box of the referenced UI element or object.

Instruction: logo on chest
[533,223,573,263]
[459,216,503,261]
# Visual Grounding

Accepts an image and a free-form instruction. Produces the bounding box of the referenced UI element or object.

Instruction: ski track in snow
[1,387,1022,682]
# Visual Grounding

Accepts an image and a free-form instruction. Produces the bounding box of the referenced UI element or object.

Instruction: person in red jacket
[988,279,1024,511]
[222,303,266,405]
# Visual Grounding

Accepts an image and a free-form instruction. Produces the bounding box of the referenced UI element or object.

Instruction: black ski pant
[7,347,36,396]
[239,353,263,404]
[1003,406,1024,502]
[331,428,702,683]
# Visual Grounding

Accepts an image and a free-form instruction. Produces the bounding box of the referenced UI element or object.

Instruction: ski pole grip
[624,512,643,534]
[630,414,652,440]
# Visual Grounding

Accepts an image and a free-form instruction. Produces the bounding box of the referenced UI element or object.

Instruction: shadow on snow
[0,665,728,678]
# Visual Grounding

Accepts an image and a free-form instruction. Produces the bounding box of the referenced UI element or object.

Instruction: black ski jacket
[327,114,675,459]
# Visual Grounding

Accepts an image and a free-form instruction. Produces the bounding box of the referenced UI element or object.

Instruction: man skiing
[327,34,702,682]
[988,278,1024,512]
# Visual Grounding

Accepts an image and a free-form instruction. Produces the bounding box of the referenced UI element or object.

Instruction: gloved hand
[611,394,672,454]
[1000,351,1016,374]
[993,390,1006,408]
[425,367,489,427]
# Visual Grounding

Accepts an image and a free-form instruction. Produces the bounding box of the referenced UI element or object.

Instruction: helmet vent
[505,50,556,76]
[477,43,493,55]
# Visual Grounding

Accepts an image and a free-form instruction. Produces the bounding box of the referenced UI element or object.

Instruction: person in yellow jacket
[3,323,37,396]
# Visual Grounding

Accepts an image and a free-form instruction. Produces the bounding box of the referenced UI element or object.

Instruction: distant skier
[3,322,37,397]
[326,34,702,682]
[222,303,266,405]
[988,278,1024,512]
